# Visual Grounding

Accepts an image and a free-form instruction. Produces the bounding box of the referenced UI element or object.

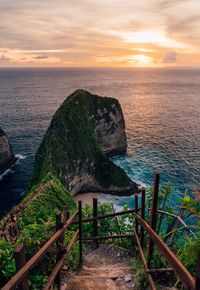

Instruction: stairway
[61,244,135,290]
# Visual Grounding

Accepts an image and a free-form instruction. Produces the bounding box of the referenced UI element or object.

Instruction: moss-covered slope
[33,89,137,195]
[0,173,76,287]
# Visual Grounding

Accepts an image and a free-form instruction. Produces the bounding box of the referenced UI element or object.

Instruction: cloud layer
[163,51,177,63]
[0,0,199,67]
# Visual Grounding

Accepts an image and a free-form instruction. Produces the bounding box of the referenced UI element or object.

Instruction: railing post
[55,211,63,288]
[63,206,69,224]
[14,243,29,290]
[78,201,83,265]
[135,193,138,235]
[147,171,160,267]
[9,224,19,240]
[93,198,99,249]
[140,188,145,249]
[196,252,200,290]
[9,224,15,238]
[56,211,62,231]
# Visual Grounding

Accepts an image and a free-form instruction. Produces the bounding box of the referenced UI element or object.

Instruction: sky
[0,0,200,67]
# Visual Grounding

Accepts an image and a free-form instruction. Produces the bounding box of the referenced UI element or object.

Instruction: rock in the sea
[33,89,138,195]
[0,127,17,175]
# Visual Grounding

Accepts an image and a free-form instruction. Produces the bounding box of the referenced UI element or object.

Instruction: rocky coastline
[0,127,17,176]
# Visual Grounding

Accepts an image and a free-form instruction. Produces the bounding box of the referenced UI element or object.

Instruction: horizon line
[0,65,200,70]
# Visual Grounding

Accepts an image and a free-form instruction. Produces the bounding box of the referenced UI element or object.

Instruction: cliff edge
[0,127,17,175]
[33,89,137,195]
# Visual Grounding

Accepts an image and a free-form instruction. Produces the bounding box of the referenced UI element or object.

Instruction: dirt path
[61,244,135,290]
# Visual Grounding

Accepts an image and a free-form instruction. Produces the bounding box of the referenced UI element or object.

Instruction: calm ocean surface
[0,68,200,217]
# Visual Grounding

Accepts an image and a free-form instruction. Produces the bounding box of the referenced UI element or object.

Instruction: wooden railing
[2,211,79,290]
[2,173,200,290]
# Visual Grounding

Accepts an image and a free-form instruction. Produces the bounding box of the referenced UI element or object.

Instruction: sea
[0,67,200,218]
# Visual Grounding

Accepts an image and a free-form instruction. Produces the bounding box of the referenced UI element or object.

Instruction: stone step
[61,245,135,290]
[80,265,131,278]
[61,275,134,290]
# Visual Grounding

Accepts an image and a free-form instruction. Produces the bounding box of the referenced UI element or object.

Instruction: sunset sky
[0,0,200,67]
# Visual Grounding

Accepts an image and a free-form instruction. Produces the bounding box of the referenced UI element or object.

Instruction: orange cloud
[0,0,199,67]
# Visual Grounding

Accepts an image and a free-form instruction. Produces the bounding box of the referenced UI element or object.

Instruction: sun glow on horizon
[130,54,155,65]
[95,53,158,67]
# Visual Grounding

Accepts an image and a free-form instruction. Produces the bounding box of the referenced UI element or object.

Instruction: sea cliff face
[92,98,127,156]
[0,127,16,175]
[33,89,137,195]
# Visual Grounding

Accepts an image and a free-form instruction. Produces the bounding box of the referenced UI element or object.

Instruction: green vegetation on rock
[33,89,136,195]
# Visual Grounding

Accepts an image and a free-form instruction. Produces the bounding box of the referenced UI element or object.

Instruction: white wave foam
[98,193,129,210]
[0,154,26,181]
[0,168,14,180]
[136,180,149,189]
[15,154,27,160]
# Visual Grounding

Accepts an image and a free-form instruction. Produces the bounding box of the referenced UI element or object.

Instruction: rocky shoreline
[0,127,17,176]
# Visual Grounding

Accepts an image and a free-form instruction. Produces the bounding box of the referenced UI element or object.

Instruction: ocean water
[0,68,199,217]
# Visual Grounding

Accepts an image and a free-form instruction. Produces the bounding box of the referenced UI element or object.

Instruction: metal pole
[135,193,138,235]
[140,188,145,249]
[93,198,99,249]
[147,171,160,267]
[63,206,69,224]
[196,252,200,290]
[55,211,63,288]
[78,201,83,265]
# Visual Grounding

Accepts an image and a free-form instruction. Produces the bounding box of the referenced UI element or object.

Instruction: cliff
[33,89,137,195]
[0,127,17,175]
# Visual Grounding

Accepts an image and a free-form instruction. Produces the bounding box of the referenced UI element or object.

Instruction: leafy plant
[0,173,76,289]
[1,179,199,289]
[0,240,15,282]
[131,256,148,290]
[28,274,48,290]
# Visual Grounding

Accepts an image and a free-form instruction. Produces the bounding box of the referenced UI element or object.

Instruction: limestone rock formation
[92,98,127,156]
[33,89,138,195]
[0,127,17,175]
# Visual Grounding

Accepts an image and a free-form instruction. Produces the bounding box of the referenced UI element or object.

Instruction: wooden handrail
[156,209,197,238]
[82,233,134,241]
[80,200,196,290]
[72,209,135,224]
[133,228,156,290]
[43,229,79,290]
[2,193,198,290]
[132,212,196,289]
[2,210,78,290]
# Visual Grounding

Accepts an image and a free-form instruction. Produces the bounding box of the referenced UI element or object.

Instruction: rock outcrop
[0,127,17,175]
[33,89,137,195]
